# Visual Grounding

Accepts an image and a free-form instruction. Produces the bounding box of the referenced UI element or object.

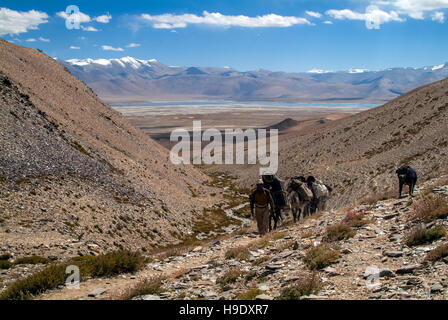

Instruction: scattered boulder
[396,264,423,275]
[430,283,444,294]
[379,268,395,278]
[383,251,403,258]
[132,294,161,300]
[88,288,106,298]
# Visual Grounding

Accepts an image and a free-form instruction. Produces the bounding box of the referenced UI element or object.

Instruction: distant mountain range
[57,56,448,103]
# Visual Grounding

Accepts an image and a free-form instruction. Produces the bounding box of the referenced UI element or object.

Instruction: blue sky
[1,0,448,72]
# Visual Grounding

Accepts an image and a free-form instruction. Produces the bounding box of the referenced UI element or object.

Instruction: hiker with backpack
[250,179,275,236]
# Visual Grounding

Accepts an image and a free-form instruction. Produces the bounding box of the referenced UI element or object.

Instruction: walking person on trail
[250,179,275,236]
[262,174,287,230]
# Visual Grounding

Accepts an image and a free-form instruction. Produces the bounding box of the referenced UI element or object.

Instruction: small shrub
[342,210,370,228]
[0,253,12,261]
[14,256,51,265]
[276,273,322,300]
[236,288,262,300]
[225,246,250,261]
[216,268,243,287]
[71,140,91,158]
[405,226,446,247]
[303,243,341,270]
[411,194,448,222]
[271,232,288,240]
[244,271,257,282]
[324,224,355,242]
[119,276,165,300]
[251,256,269,266]
[0,260,13,270]
[425,243,448,262]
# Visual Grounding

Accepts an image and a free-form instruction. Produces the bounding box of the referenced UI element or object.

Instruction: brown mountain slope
[0,39,216,258]
[276,77,448,209]
[222,78,448,210]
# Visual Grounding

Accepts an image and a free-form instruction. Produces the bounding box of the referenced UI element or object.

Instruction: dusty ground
[28,175,448,300]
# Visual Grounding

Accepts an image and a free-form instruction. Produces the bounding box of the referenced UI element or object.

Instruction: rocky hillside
[0,39,218,260]
[21,175,448,300]
[226,77,448,211]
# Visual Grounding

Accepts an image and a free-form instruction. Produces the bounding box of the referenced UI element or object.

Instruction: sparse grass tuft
[405,225,446,247]
[276,273,323,300]
[216,268,243,288]
[119,276,165,300]
[251,256,269,266]
[324,224,355,242]
[14,256,51,265]
[411,194,448,222]
[225,246,250,261]
[71,140,91,157]
[303,243,341,270]
[342,210,370,228]
[0,260,13,270]
[236,288,263,300]
[0,253,12,261]
[425,243,448,262]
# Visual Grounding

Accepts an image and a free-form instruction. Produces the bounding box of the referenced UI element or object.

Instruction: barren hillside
[279,78,448,208]
[0,39,217,260]
[224,78,448,210]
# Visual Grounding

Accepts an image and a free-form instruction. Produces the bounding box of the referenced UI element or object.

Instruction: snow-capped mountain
[57,57,448,103]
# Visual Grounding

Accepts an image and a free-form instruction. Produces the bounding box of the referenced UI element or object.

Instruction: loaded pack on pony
[287,176,313,222]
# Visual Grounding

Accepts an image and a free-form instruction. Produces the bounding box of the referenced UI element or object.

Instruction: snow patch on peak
[308,68,332,74]
[432,63,445,71]
[348,68,368,74]
[66,56,158,69]
[67,58,112,66]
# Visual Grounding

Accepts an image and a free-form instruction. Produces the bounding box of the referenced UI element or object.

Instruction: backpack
[291,179,313,201]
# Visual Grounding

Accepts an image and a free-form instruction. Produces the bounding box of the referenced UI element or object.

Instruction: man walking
[250,179,275,236]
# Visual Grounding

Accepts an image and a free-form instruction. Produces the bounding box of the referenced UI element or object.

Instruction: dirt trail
[31,175,448,300]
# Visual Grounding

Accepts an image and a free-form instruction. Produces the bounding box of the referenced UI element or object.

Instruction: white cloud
[39,37,50,42]
[326,5,405,29]
[323,20,333,24]
[81,26,99,32]
[57,9,99,31]
[0,7,48,36]
[95,13,112,23]
[391,0,448,19]
[306,11,322,18]
[101,45,124,51]
[57,10,91,23]
[431,10,445,22]
[70,46,80,49]
[126,43,141,47]
[141,11,311,29]
[26,38,37,42]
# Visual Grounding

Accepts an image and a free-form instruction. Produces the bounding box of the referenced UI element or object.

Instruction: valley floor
[35,175,448,300]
